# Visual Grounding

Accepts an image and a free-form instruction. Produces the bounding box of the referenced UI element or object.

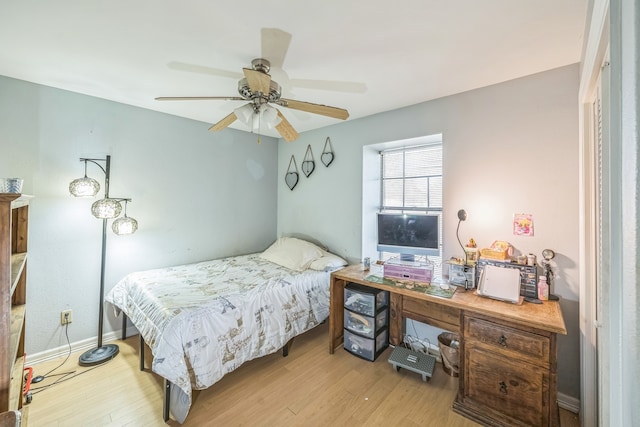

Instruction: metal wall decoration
[285,155,299,190]
[321,137,335,167]
[301,144,315,178]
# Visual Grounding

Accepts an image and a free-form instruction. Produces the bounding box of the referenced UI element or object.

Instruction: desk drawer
[465,316,549,365]
[464,343,548,426]
[403,297,460,333]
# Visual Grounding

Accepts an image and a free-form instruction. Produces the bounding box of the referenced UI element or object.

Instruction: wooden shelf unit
[1,194,30,415]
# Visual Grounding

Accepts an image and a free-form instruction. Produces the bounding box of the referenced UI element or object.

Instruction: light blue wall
[0,64,582,400]
[276,64,581,400]
[0,75,279,355]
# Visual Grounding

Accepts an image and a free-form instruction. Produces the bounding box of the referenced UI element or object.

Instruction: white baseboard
[558,392,580,414]
[25,330,125,366]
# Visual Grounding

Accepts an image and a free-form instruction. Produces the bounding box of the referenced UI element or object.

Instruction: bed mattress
[105,253,331,422]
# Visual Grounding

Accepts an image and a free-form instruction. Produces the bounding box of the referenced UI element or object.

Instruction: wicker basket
[438,332,460,377]
[480,240,511,260]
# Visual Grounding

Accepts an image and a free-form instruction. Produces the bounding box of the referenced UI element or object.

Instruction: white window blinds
[380,144,443,212]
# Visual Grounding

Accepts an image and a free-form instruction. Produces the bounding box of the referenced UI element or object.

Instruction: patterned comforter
[105,253,331,422]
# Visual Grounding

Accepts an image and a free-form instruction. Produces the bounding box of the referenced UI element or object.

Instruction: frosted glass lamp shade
[112,215,138,235]
[69,176,100,197]
[91,198,122,219]
[233,103,282,131]
[233,104,255,127]
[261,105,281,129]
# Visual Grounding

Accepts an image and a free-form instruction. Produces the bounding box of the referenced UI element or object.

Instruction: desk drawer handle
[497,334,507,347]
[499,381,508,394]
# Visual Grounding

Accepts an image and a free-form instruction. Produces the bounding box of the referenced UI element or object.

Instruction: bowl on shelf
[0,178,24,193]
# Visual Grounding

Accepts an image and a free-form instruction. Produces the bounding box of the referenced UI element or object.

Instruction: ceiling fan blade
[278,98,349,120]
[275,110,299,142]
[243,68,271,94]
[261,28,292,69]
[167,61,242,80]
[209,112,238,132]
[289,78,367,94]
[156,96,244,101]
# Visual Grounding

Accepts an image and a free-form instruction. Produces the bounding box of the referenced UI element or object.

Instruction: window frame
[378,142,443,271]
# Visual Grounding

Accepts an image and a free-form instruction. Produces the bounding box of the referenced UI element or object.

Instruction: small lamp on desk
[456,209,467,264]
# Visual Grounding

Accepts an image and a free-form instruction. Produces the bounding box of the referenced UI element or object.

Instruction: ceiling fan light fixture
[159,57,349,141]
[234,103,281,131]
[261,105,281,129]
[234,104,255,126]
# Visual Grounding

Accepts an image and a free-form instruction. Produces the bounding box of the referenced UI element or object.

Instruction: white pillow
[260,237,325,271]
[309,251,348,271]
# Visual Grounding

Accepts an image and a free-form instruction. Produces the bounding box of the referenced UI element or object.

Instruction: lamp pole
[96,155,109,350]
[78,155,120,366]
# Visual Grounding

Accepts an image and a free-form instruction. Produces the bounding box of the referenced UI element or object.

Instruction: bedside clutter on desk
[446,260,476,290]
[382,256,433,283]
[364,274,457,299]
[479,240,513,260]
[475,258,539,300]
[476,264,522,304]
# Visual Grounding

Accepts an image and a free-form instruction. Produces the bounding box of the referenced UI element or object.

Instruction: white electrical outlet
[61,309,73,325]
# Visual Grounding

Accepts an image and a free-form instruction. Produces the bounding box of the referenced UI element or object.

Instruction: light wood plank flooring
[25,323,579,426]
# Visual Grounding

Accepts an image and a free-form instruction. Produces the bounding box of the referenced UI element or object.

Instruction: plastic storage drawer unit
[344,282,389,317]
[344,308,388,338]
[344,328,389,361]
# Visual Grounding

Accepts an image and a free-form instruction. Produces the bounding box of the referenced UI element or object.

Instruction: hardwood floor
[25,323,579,426]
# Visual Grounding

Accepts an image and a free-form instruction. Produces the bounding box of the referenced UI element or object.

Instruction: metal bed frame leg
[121,313,127,340]
[163,379,171,422]
[282,337,294,357]
[139,334,145,371]
[138,333,170,423]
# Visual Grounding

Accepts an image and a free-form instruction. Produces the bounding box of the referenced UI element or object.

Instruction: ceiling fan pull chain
[257,108,262,144]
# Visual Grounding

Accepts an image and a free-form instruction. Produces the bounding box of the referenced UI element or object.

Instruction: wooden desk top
[331,264,567,335]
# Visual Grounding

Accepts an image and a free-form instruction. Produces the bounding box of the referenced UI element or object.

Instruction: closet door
[594,59,610,427]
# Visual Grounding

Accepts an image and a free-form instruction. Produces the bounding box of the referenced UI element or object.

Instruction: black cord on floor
[29,323,119,395]
[30,322,72,382]
[27,322,115,395]
[30,364,105,395]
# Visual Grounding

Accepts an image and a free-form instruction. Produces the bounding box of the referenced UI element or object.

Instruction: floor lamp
[69,155,138,366]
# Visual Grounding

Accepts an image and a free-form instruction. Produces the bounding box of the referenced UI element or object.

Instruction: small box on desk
[344,327,389,361]
[383,257,433,283]
[344,283,388,317]
[447,261,476,289]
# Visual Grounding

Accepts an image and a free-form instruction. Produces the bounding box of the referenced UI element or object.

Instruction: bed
[105,237,346,423]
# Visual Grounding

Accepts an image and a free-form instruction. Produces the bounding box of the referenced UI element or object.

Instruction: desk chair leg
[163,379,171,422]
[139,335,145,371]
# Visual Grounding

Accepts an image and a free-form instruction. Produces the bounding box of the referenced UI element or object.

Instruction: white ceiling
[0,1,588,139]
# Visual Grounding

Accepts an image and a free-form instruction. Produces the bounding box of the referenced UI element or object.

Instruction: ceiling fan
[156,58,350,142]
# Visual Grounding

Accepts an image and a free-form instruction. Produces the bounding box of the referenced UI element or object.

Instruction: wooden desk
[329,264,567,427]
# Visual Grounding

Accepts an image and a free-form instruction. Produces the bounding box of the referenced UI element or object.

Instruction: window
[379,143,443,273]
[380,144,442,211]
